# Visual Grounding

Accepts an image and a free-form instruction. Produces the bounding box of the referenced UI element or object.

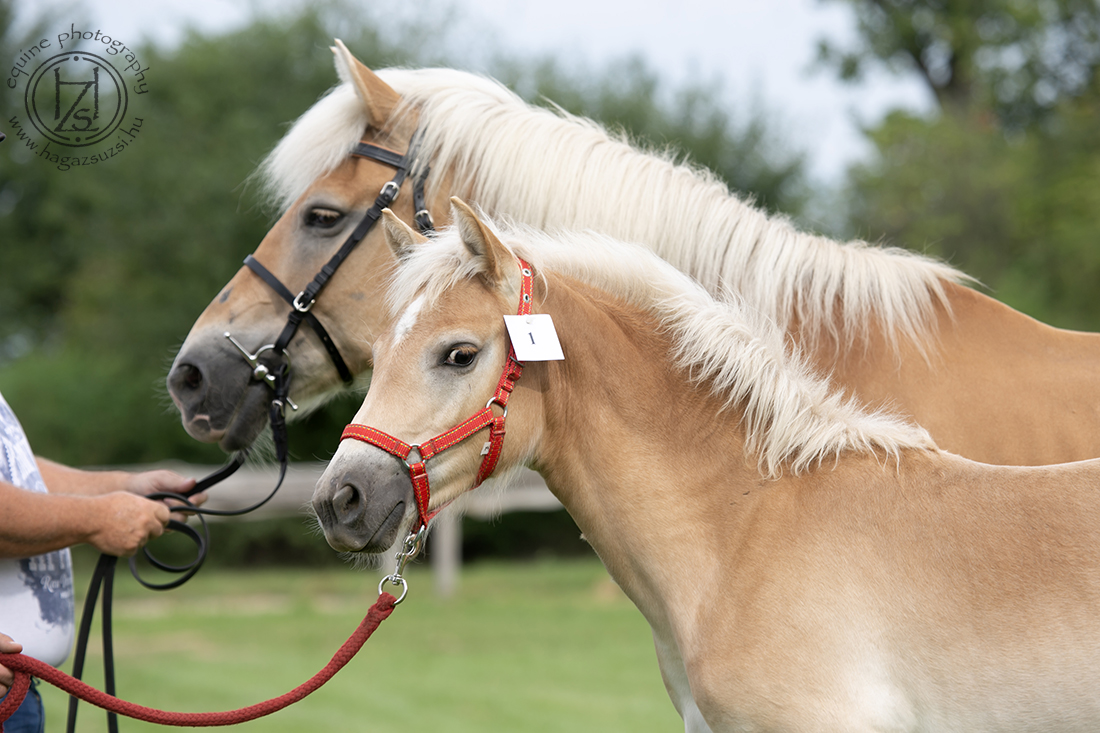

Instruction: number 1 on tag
[503,314,565,361]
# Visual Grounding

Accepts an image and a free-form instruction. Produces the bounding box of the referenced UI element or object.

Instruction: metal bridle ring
[380,181,400,202]
[292,292,315,313]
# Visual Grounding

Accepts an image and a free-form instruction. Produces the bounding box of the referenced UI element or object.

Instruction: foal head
[313,200,535,553]
[166,42,444,451]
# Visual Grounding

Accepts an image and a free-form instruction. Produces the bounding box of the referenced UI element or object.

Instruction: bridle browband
[340,258,534,534]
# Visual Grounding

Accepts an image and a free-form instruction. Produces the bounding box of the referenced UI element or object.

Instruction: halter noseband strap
[340,259,534,531]
[238,131,434,389]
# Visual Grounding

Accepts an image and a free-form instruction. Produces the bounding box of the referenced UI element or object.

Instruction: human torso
[0,392,74,665]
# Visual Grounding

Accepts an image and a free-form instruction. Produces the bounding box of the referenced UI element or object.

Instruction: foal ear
[382,209,427,260]
[450,198,508,285]
[331,39,400,130]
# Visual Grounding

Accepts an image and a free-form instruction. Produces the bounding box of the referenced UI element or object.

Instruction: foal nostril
[333,484,362,517]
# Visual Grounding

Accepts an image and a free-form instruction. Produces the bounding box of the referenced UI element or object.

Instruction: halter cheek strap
[340,259,534,530]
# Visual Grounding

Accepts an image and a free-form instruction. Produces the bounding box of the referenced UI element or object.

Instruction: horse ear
[331,39,400,130]
[382,209,427,260]
[450,198,507,285]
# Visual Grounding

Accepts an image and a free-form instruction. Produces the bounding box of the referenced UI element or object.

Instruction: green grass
[44,559,683,732]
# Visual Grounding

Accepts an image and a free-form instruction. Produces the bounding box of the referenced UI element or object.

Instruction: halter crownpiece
[340,258,535,532]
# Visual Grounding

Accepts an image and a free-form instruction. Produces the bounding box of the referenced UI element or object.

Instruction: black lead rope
[65,131,434,733]
[66,438,287,733]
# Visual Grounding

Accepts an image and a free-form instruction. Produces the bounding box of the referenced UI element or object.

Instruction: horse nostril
[334,484,361,516]
[182,364,203,390]
[169,362,204,393]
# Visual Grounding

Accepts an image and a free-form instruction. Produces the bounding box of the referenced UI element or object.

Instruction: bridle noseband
[340,258,534,534]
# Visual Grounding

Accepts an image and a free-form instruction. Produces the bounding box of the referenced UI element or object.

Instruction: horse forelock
[390,219,936,479]
[256,84,368,211]
[258,65,973,356]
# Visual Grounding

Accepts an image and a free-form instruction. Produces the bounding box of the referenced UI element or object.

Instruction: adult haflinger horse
[316,200,1100,733]
[168,40,1100,466]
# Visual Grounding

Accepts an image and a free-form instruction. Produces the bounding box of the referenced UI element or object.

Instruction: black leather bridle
[67,130,435,733]
[238,130,434,391]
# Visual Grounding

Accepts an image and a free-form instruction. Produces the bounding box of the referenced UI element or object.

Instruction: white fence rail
[145,462,563,595]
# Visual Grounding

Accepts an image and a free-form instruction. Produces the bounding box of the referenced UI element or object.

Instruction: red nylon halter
[340,258,534,530]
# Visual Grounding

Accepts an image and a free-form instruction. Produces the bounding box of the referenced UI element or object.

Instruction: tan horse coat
[316,207,1100,733]
[169,42,1100,466]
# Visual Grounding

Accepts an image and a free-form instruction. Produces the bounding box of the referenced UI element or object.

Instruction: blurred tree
[819,0,1100,127]
[823,0,1100,330]
[0,3,808,466]
[0,0,79,360]
[0,6,422,464]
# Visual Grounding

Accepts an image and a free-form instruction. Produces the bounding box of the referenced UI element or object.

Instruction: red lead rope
[341,258,534,529]
[0,593,397,730]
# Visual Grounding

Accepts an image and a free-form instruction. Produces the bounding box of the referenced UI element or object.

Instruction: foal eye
[304,208,344,229]
[444,346,478,367]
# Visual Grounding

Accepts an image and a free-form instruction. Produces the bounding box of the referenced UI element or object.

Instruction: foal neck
[524,275,755,617]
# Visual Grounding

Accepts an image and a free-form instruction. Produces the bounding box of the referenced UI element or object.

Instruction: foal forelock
[256,66,973,355]
[391,223,936,479]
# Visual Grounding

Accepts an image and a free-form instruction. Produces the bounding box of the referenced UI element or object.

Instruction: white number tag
[503,314,565,361]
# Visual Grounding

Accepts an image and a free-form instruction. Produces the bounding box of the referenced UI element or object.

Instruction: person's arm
[0,479,170,558]
[35,458,199,499]
[0,633,21,697]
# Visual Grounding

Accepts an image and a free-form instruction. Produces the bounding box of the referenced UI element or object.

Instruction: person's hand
[124,469,206,519]
[87,493,171,557]
[0,633,22,697]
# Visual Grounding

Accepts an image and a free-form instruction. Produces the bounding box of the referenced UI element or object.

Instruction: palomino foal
[315,201,1100,733]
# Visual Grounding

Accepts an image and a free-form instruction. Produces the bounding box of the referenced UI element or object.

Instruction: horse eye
[304,207,344,229]
[444,346,478,367]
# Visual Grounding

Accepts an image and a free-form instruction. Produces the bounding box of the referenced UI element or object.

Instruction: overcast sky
[29,0,934,183]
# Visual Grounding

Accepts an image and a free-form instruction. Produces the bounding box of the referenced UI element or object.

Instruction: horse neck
[439,120,958,350]
[523,276,760,625]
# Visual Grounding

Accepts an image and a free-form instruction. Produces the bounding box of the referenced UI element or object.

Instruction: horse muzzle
[312,454,414,554]
[167,334,279,451]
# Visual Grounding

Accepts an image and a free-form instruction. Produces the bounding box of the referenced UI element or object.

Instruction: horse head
[166,41,445,450]
[313,200,536,553]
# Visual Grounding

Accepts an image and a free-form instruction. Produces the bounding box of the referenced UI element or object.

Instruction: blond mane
[258,65,973,355]
[388,218,937,478]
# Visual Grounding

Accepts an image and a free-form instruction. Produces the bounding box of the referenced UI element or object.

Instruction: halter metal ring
[486,396,508,418]
[403,445,423,469]
[379,574,409,605]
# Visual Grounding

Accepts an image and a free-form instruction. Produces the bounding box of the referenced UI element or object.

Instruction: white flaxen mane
[388,218,937,478]
[259,65,974,356]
